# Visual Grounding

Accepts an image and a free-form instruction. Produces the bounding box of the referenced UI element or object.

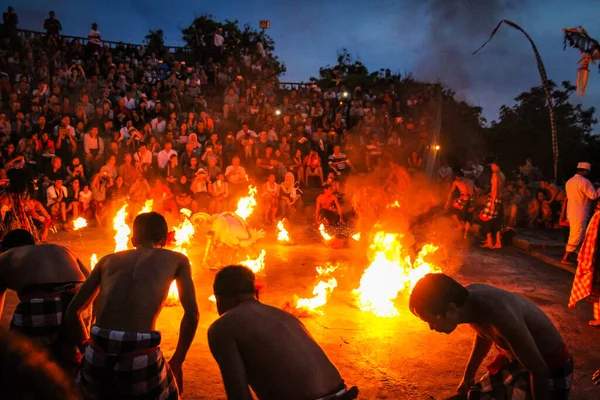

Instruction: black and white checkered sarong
[78,326,179,399]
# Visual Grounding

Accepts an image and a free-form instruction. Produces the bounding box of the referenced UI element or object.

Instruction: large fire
[165,209,196,306]
[240,249,266,274]
[318,223,332,241]
[113,204,131,252]
[165,281,179,306]
[353,231,440,317]
[235,186,257,221]
[140,199,154,214]
[73,217,88,230]
[277,219,290,243]
[295,263,339,315]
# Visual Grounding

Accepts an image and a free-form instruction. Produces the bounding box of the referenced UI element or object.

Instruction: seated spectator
[191,169,211,212]
[304,148,324,186]
[407,151,423,172]
[99,155,118,180]
[289,149,304,186]
[165,154,182,189]
[201,143,220,167]
[256,145,278,180]
[208,266,357,400]
[67,178,82,220]
[279,172,303,220]
[46,178,68,228]
[43,156,66,188]
[175,179,195,211]
[528,189,552,229]
[83,127,104,173]
[183,156,200,181]
[157,140,177,169]
[150,177,176,216]
[539,178,566,226]
[118,153,139,186]
[133,142,153,173]
[206,157,222,182]
[262,173,279,223]
[225,156,247,200]
[128,175,151,208]
[66,156,86,184]
[328,145,354,181]
[209,171,228,214]
[108,175,129,205]
[79,184,93,219]
[23,193,53,241]
[36,131,55,156]
[90,173,111,226]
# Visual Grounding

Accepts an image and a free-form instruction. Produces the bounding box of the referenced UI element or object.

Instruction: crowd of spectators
[0,6,445,234]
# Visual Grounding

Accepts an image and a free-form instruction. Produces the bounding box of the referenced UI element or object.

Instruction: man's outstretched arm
[64,260,102,345]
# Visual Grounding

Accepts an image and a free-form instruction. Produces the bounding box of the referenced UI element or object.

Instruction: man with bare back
[0,229,90,369]
[445,170,476,238]
[479,159,505,249]
[410,273,573,400]
[315,184,344,225]
[64,212,199,399]
[208,265,359,400]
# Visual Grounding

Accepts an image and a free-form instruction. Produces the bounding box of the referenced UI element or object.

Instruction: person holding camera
[46,178,68,228]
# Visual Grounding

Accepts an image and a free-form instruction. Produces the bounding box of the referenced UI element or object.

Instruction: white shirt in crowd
[151,117,166,134]
[124,97,136,110]
[157,149,177,169]
[214,33,224,48]
[236,129,258,140]
[47,185,68,206]
[225,165,247,185]
[134,149,152,165]
[566,173,600,222]
[88,29,101,45]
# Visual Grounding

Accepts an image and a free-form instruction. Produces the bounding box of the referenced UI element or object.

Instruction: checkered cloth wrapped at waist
[479,197,503,220]
[10,283,80,347]
[468,351,573,399]
[454,195,475,211]
[78,326,179,400]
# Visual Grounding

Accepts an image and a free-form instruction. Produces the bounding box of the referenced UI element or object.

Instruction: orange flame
[240,249,266,274]
[139,199,154,214]
[113,204,131,252]
[318,223,332,241]
[386,201,401,209]
[208,294,216,302]
[352,232,361,241]
[353,231,440,317]
[165,281,179,305]
[90,253,98,270]
[295,263,339,314]
[277,219,290,242]
[235,186,257,221]
[73,217,88,231]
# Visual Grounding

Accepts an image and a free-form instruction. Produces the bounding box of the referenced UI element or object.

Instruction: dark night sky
[11,0,600,124]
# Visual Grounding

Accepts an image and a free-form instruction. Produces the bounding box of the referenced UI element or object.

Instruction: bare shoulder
[208,314,233,340]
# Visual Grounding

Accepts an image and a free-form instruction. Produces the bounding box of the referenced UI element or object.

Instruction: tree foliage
[144,29,165,56]
[488,80,598,181]
[180,14,286,76]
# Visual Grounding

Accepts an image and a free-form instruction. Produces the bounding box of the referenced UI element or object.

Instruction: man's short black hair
[2,229,35,251]
[213,265,255,297]
[132,212,168,247]
[409,273,469,318]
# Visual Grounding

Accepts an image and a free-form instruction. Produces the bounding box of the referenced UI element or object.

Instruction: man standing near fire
[562,162,600,265]
[65,212,199,399]
[208,265,359,400]
[445,170,476,239]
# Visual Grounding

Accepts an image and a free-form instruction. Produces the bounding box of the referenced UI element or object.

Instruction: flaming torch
[353,231,440,317]
[73,217,88,231]
[235,186,257,221]
[113,204,131,252]
[277,219,290,243]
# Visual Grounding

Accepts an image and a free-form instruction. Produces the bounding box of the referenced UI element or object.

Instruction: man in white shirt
[134,143,153,170]
[213,27,224,61]
[123,94,136,110]
[150,115,166,135]
[562,162,600,264]
[157,141,177,169]
[47,178,68,225]
[87,23,101,56]
[236,124,258,140]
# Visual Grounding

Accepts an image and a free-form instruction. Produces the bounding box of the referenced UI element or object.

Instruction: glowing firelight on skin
[277,219,290,242]
[352,232,361,241]
[73,217,88,230]
[318,224,332,241]
[240,249,266,274]
[90,253,98,270]
[295,263,339,314]
[235,186,258,221]
[113,204,131,252]
[353,232,440,317]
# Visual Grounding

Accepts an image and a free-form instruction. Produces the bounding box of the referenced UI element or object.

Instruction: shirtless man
[384,160,411,194]
[540,178,566,227]
[479,159,505,249]
[410,273,573,400]
[315,184,344,225]
[208,265,359,400]
[0,229,90,369]
[445,170,476,238]
[65,212,199,399]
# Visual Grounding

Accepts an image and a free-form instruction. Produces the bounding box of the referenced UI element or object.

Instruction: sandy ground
[1,225,600,400]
